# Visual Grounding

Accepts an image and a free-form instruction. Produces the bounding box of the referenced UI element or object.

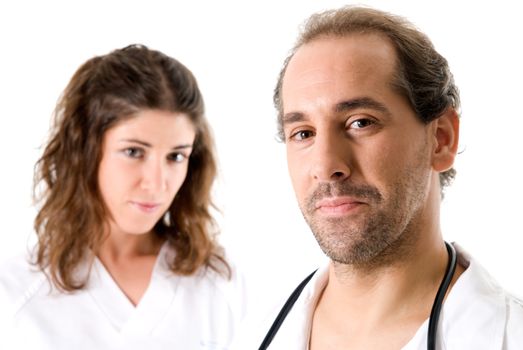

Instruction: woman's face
[98,109,196,237]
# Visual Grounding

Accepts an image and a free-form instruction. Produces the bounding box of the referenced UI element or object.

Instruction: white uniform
[233,244,523,349]
[0,243,246,350]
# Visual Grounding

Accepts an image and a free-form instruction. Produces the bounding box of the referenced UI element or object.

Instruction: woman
[0,44,245,349]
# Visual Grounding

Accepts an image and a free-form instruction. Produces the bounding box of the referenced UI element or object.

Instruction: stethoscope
[259,241,457,350]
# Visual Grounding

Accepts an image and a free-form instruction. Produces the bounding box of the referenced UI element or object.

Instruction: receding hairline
[294,6,421,46]
[276,5,427,105]
[279,31,406,112]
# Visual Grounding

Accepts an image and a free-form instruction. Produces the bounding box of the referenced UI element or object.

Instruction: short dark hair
[274,6,460,189]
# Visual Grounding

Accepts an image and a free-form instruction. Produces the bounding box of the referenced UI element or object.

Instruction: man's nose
[310,133,351,182]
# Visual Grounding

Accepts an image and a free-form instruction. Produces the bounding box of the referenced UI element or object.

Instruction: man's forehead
[281,33,399,112]
[291,33,396,68]
[284,34,397,87]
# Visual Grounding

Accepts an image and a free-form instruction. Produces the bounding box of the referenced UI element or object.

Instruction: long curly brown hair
[33,44,229,291]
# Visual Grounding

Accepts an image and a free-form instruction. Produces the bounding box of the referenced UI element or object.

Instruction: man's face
[281,34,437,266]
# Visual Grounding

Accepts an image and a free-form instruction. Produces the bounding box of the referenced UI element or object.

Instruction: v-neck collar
[87,242,179,335]
[296,244,508,350]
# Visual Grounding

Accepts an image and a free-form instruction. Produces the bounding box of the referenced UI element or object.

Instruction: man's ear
[431,108,460,172]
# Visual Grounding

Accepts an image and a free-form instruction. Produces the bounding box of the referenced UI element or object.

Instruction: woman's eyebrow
[119,139,193,150]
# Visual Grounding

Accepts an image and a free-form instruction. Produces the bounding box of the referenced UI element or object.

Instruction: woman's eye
[168,153,186,163]
[124,147,144,158]
[290,130,315,141]
[349,118,375,129]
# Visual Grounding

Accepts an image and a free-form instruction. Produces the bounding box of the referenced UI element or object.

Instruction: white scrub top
[0,243,246,350]
[233,244,523,349]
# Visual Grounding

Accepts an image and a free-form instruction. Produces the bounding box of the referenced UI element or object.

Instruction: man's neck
[310,233,463,350]
[330,234,448,317]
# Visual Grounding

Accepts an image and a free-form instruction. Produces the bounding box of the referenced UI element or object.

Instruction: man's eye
[290,130,315,141]
[349,119,374,129]
[124,147,144,158]
[168,153,186,163]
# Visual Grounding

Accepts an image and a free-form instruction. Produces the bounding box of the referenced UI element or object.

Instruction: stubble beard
[302,153,430,271]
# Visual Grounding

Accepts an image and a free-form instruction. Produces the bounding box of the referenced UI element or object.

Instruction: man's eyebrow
[282,97,391,126]
[335,97,391,116]
[281,112,307,126]
[119,139,193,150]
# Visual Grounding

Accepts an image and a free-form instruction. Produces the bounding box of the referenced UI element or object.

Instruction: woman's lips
[130,201,161,213]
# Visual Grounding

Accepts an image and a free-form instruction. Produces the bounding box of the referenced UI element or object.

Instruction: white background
[1,0,522,314]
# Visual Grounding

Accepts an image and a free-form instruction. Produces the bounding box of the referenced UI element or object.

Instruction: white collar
[88,242,179,335]
[271,243,509,349]
[436,244,507,349]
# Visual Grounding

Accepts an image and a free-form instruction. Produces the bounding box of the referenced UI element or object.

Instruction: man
[235,6,523,350]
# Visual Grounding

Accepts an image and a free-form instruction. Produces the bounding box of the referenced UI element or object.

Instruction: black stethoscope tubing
[259,241,457,350]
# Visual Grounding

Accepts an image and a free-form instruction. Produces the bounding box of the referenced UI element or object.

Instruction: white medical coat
[233,244,523,349]
[0,243,246,350]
